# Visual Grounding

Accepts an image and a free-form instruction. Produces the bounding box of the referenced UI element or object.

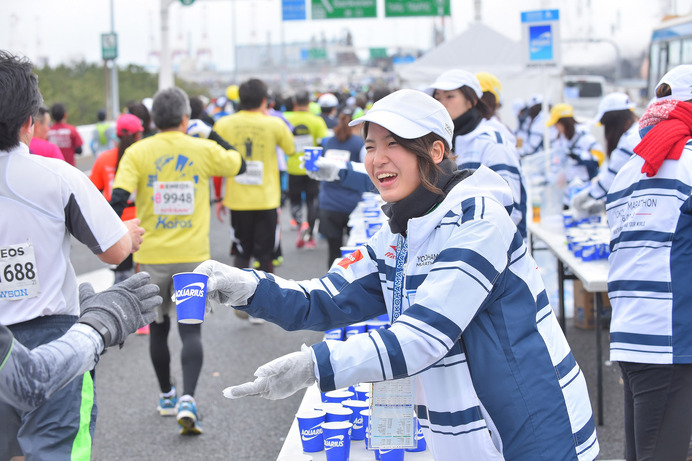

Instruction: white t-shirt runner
[0,143,127,325]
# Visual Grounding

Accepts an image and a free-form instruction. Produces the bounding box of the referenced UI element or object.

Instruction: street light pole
[110,0,120,119]
[159,0,176,90]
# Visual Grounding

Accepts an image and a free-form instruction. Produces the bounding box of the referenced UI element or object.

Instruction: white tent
[396,22,564,129]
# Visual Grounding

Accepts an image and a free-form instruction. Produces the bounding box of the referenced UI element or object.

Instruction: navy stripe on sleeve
[313,341,336,392]
[378,329,409,378]
[608,280,671,293]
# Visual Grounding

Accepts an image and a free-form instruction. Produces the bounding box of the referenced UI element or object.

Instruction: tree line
[35,62,208,126]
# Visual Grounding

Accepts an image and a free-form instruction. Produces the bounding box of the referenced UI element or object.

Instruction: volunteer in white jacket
[571,93,638,216]
[606,65,692,461]
[196,90,598,461]
[545,103,603,205]
[426,69,526,238]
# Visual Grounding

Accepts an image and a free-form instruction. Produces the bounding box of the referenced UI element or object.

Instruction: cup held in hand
[304,146,323,172]
[172,272,208,324]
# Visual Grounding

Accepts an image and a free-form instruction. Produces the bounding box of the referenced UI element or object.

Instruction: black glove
[78,272,161,348]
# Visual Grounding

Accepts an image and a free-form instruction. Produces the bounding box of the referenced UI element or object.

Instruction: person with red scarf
[605,65,692,461]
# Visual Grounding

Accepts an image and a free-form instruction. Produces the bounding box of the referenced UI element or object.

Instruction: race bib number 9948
[0,243,40,300]
[153,181,195,215]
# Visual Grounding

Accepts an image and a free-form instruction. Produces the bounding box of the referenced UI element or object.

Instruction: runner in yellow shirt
[284,90,329,249]
[213,78,295,273]
[111,87,243,436]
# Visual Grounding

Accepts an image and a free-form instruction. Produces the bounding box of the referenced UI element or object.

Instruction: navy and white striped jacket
[243,166,598,460]
[586,124,637,200]
[454,120,527,239]
[606,143,692,365]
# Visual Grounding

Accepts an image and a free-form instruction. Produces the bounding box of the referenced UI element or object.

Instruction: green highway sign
[101,33,118,61]
[311,0,377,19]
[370,47,388,59]
[385,0,450,17]
[308,48,328,60]
[180,0,196,5]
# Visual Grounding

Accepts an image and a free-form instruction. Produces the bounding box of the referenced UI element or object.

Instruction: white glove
[186,119,212,139]
[570,188,605,218]
[194,260,259,309]
[306,156,346,182]
[223,344,316,400]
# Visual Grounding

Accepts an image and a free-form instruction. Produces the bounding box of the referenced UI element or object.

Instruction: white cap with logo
[424,69,483,99]
[655,64,692,102]
[349,89,454,149]
[594,92,635,124]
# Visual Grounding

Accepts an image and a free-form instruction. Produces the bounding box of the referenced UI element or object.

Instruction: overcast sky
[3,0,692,71]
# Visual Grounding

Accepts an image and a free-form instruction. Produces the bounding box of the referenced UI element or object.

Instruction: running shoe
[272,256,284,267]
[177,395,203,435]
[157,386,178,416]
[135,324,150,335]
[305,239,317,250]
[289,219,299,230]
[249,316,266,325]
[296,222,310,248]
[252,260,261,269]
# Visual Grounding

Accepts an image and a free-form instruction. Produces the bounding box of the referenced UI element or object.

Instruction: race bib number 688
[0,243,40,300]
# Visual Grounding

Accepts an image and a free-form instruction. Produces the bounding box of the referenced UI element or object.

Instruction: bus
[648,14,692,99]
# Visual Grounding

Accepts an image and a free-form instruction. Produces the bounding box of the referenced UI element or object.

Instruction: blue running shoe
[177,395,203,435]
[157,386,178,416]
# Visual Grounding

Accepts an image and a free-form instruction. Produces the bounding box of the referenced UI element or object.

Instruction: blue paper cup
[345,323,367,338]
[296,409,326,453]
[342,400,369,440]
[325,328,344,341]
[322,421,352,461]
[354,383,371,401]
[360,408,371,444]
[304,146,323,172]
[379,448,405,460]
[366,321,389,332]
[325,405,353,423]
[406,419,426,452]
[172,272,208,324]
[324,390,354,404]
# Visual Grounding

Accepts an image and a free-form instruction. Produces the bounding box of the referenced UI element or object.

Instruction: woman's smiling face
[364,123,421,203]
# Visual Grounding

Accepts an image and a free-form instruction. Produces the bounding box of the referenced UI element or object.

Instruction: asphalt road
[67,154,628,460]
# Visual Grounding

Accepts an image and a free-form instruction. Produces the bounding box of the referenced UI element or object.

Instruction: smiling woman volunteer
[195,89,598,461]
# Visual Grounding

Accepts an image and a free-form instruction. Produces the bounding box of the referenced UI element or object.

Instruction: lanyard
[369,233,416,450]
[392,234,408,322]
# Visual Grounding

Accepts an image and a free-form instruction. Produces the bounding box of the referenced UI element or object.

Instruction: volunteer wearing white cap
[570,92,638,216]
[606,64,692,461]
[195,89,598,460]
[427,69,527,238]
[516,94,556,158]
[475,72,517,146]
[545,103,603,206]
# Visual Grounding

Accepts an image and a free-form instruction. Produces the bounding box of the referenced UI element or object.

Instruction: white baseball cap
[318,93,339,108]
[349,89,454,149]
[594,92,635,124]
[425,69,483,99]
[528,94,543,107]
[655,65,692,102]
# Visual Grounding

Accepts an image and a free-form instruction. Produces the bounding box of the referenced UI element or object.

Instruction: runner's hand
[215,201,227,223]
[124,218,144,252]
[78,272,160,348]
[223,345,316,400]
